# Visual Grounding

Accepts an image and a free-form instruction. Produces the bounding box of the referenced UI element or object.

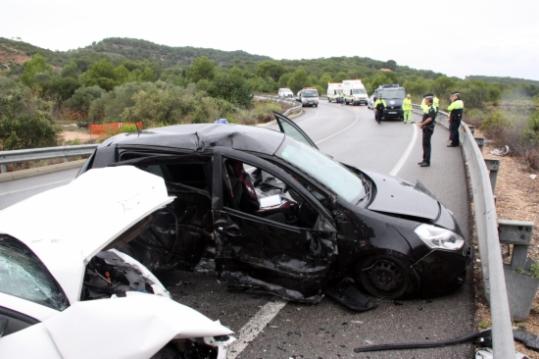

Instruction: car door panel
[212,149,337,302]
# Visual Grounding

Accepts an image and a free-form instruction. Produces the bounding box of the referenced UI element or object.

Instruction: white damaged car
[0,166,234,358]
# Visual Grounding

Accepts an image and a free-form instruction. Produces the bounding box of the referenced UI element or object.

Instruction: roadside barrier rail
[0,144,98,173]
[413,104,515,357]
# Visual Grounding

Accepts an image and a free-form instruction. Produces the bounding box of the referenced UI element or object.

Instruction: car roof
[0,166,173,304]
[101,123,286,155]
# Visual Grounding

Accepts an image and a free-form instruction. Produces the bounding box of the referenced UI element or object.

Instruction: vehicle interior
[115,153,214,272]
[222,158,319,229]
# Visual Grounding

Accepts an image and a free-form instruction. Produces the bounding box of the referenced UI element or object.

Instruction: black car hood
[364,171,440,221]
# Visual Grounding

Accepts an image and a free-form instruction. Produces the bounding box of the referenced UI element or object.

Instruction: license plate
[388,111,397,114]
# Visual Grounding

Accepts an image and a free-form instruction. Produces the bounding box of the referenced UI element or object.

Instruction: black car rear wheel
[356,253,414,299]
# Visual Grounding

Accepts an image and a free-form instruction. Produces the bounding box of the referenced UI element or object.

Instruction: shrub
[0,78,57,150]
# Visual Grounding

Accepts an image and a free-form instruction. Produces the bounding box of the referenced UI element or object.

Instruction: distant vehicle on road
[298,87,319,107]
[278,87,294,98]
[342,79,369,105]
[327,83,343,103]
[373,84,406,120]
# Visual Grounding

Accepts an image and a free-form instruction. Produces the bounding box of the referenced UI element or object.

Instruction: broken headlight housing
[414,224,464,251]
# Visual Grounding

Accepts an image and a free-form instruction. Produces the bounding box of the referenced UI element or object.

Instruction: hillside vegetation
[0,37,538,166]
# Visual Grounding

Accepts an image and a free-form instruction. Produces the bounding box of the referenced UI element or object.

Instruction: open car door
[273,112,318,150]
[213,149,337,303]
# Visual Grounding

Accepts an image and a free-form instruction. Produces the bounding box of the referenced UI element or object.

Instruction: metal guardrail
[0,144,98,173]
[253,94,303,118]
[414,104,515,357]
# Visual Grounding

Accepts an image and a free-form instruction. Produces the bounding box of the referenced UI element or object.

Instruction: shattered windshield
[0,235,69,311]
[277,139,366,203]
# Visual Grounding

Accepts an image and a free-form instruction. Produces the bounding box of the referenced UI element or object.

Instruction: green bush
[481,110,510,140]
[0,78,57,150]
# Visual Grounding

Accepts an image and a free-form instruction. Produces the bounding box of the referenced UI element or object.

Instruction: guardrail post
[499,219,537,320]
[485,159,500,192]
[475,137,485,151]
[468,125,475,135]
[499,219,534,269]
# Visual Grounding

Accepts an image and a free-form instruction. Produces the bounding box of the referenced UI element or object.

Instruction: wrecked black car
[79,113,470,303]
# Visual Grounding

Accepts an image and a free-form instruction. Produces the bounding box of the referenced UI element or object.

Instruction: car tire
[355,252,415,299]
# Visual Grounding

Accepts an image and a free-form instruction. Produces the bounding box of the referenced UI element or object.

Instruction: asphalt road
[0,168,80,209]
[0,100,473,358]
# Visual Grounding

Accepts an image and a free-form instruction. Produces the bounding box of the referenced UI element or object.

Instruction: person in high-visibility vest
[433,95,440,113]
[420,93,432,113]
[417,96,437,167]
[402,94,413,124]
[447,92,464,147]
[373,96,387,124]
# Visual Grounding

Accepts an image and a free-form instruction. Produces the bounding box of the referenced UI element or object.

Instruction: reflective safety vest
[374,98,387,110]
[433,96,440,110]
[403,98,412,111]
[447,99,464,112]
[420,99,429,113]
[448,99,464,122]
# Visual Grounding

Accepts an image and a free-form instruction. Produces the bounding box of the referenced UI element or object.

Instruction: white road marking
[228,300,287,359]
[389,122,418,177]
[0,179,70,197]
[315,109,361,145]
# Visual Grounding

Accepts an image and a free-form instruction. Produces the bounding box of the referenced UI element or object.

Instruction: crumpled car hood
[0,166,174,304]
[0,292,233,359]
[365,171,440,221]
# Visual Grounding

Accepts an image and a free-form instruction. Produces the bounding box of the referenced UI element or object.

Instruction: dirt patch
[0,47,31,65]
[474,135,539,357]
[60,130,99,144]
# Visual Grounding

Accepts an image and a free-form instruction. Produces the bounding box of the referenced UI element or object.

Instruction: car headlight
[414,224,464,250]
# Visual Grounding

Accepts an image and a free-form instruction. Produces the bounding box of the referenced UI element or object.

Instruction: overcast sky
[2,0,538,80]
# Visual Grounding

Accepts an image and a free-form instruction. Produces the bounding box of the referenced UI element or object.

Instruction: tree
[208,68,252,107]
[81,59,129,91]
[385,59,397,71]
[256,61,286,82]
[187,56,216,83]
[0,78,57,150]
[20,54,53,95]
[287,68,308,93]
[432,76,456,98]
[65,86,106,116]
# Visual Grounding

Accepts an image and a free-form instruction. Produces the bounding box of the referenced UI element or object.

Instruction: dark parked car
[79,113,469,304]
[374,84,406,121]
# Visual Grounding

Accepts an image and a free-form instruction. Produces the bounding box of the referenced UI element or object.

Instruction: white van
[327,83,343,103]
[299,88,319,107]
[342,79,369,105]
[278,88,294,98]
